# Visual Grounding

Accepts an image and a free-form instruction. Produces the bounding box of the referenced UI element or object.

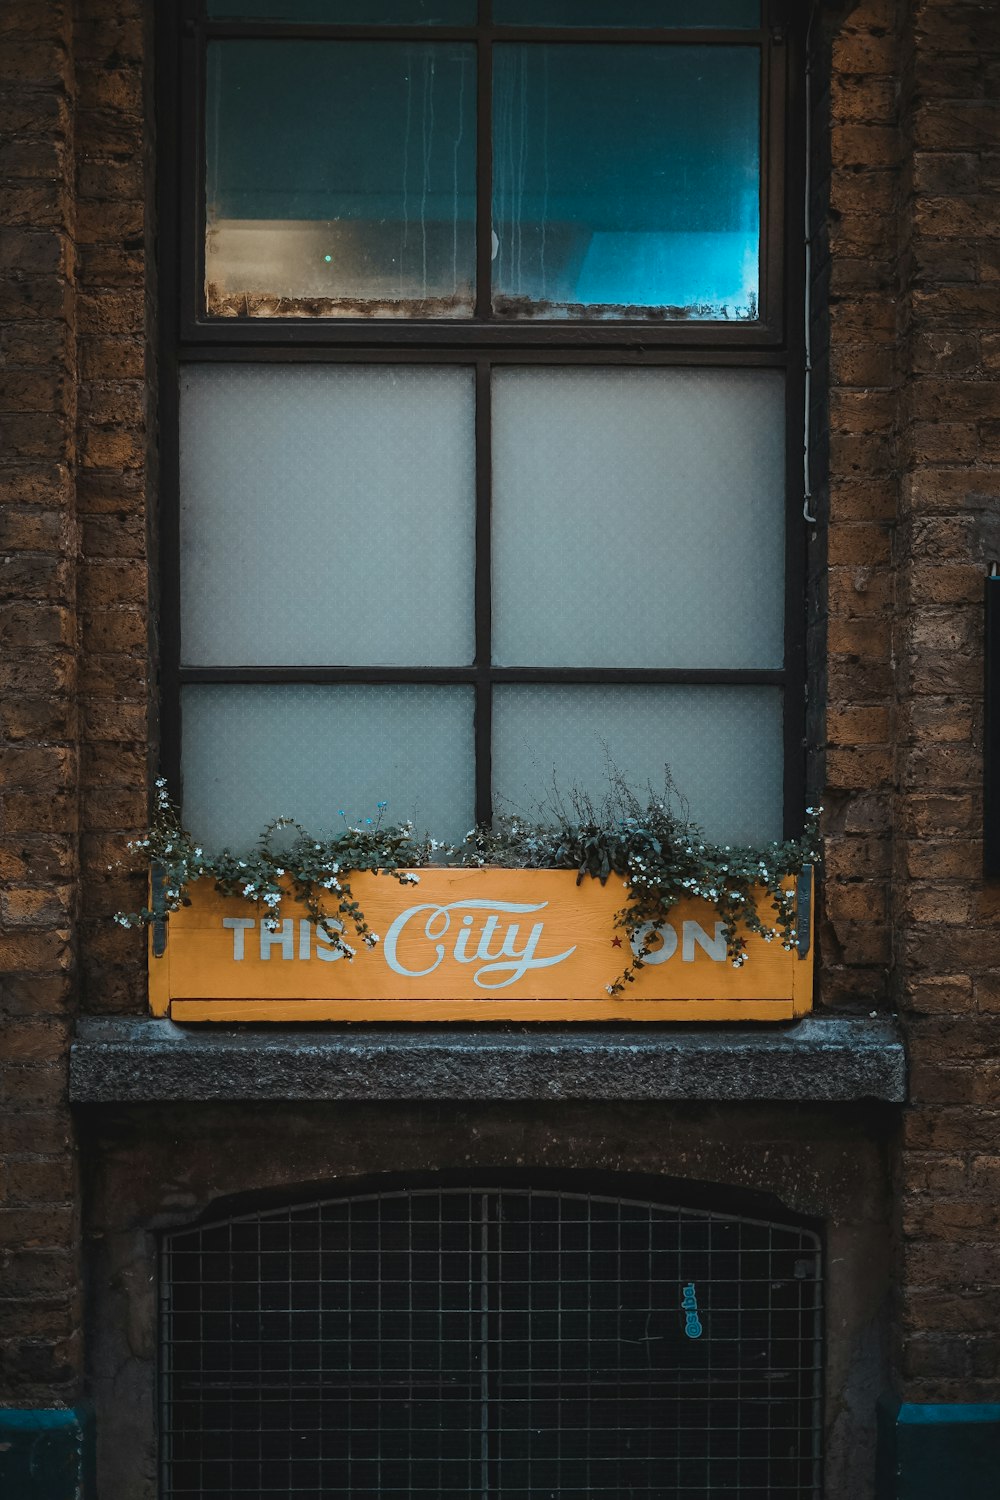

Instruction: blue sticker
[681,1282,703,1340]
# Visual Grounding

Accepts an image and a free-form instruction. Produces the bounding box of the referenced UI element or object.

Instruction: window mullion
[475,360,494,825]
[475,16,493,320]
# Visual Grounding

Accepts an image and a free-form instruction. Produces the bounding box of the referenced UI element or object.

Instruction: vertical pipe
[984,572,1000,875]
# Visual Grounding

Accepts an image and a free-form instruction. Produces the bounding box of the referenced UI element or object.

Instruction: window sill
[70,1015,905,1104]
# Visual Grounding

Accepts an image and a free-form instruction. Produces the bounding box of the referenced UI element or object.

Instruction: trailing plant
[115,780,445,959]
[457,772,821,993]
[116,775,820,993]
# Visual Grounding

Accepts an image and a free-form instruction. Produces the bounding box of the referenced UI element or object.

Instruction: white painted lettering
[474,921,561,988]
[314,921,343,962]
[383,902,453,978]
[259,918,294,960]
[453,914,476,964]
[382,899,575,989]
[223,916,255,961]
[475,914,502,961]
[682,921,727,963]
[630,922,679,965]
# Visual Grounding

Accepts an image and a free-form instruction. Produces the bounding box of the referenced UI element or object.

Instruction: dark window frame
[157,0,807,836]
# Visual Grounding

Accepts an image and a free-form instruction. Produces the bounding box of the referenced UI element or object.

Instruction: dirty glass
[494,1,759,25]
[491,366,785,669]
[493,685,784,845]
[205,41,476,316]
[207,1,476,25]
[179,365,476,667]
[182,684,476,849]
[492,45,760,319]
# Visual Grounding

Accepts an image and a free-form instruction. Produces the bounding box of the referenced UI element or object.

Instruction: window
[161,2,803,850]
[161,1180,822,1497]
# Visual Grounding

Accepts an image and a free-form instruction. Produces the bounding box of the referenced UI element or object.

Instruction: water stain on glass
[205,41,477,318]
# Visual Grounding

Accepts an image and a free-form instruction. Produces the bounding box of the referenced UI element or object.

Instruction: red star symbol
[611,936,623,948]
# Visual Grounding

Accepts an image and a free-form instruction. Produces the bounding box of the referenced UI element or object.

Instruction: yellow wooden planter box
[149,867,813,1023]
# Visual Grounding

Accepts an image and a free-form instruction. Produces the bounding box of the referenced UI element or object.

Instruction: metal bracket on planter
[151,860,168,959]
[796,869,812,959]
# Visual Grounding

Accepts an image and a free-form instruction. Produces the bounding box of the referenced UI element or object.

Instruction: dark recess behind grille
[162,1186,821,1498]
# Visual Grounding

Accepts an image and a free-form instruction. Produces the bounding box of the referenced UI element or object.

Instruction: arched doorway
[162,1181,821,1497]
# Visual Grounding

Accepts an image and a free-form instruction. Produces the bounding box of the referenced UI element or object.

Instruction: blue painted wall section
[877,1398,1000,1500]
[0,1408,94,1500]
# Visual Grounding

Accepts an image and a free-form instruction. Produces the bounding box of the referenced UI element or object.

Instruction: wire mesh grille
[161,1187,822,1498]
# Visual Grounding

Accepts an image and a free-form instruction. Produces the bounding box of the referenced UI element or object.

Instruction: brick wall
[0,0,152,1407]
[74,0,153,1020]
[816,0,901,1014]
[0,0,82,1408]
[894,0,1000,1400]
[818,0,1000,1401]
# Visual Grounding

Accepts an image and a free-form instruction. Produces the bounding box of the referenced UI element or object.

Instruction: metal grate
[161,1186,822,1498]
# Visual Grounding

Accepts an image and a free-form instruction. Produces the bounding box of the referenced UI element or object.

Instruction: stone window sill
[70,1016,905,1103]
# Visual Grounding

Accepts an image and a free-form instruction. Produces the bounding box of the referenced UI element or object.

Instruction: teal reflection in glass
[492,46,760,320]
[206,41,476,316]
[208,1,476,20]
[494,0,759,25]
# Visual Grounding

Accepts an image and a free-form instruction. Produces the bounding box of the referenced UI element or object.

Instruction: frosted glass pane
[495,1,759,24]
[493,685,783,845]
[182,685,475,849]
[493,46,759,319]
[492,368,785,669]
[180,365,475,667]
[206,42,476,316]
[209,1,474,18]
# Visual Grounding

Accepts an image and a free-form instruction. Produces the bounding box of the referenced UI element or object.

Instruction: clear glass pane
[179,365,476,668]
[492,46,760,319]
[182,684,475,849]
[208,0,475,18]
[494,1,759,25]
[493,685,783,845]
[206,41,476,316]
[492,368,785,669]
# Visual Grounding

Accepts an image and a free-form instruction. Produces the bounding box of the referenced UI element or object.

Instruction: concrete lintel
[70,1016,906,1104]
